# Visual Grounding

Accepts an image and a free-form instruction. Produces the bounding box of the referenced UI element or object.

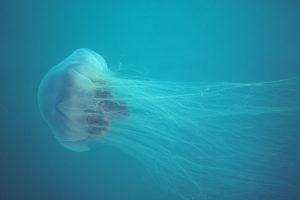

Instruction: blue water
[0,1,300,199]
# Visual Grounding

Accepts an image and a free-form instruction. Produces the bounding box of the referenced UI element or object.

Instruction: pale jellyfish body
[38,49,300,199]
[38,49,127,151]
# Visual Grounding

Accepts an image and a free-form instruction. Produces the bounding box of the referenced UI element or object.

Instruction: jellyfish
[38,49,300,199]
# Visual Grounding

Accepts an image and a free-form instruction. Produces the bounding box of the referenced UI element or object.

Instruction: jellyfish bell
[38,48,128,152]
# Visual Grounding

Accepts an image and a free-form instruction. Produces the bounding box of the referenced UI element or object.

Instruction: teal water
[1,1,300,200]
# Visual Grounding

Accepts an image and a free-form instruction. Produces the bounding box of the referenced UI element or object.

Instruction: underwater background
[0,0,300,200]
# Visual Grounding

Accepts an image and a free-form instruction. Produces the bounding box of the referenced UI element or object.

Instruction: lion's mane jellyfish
[38,48,300,199]
[38,49,128,151]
